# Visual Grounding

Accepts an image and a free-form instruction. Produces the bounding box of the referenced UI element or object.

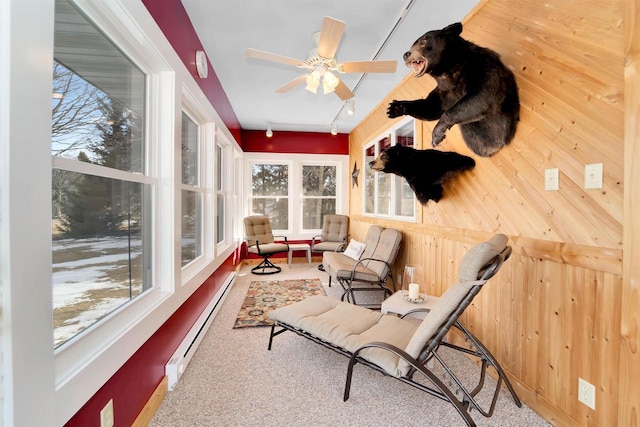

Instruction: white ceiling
[182,0,478,134]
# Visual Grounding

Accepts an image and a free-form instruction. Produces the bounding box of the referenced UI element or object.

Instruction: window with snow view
[51,0,150,347]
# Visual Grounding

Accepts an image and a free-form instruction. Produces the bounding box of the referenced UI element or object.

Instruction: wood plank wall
[347,0,637,425]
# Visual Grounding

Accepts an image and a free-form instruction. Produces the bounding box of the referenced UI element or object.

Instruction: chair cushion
[322,252,381,283]
[322,215,349,242]
[270,295,418,375]
[360,225,383,260]
[244,215,276,245]
[312,241,344,253]
[458,234,507,282]
[247,242,289,255]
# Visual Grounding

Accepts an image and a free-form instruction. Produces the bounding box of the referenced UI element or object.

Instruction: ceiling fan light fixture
[305,71,321,94]
[322,71,339,94]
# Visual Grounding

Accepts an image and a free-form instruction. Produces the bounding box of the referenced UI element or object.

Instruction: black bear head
[403,22,463,77]
[368,144,413,176]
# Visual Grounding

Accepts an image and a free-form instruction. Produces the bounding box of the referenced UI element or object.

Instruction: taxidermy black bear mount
[387,22,520,157]
[369,144,475,205]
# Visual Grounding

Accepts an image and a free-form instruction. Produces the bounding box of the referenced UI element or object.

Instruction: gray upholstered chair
[244,215,289,275]
[322,225,402,307]
[311,214,349,271]
[268,234,520,427]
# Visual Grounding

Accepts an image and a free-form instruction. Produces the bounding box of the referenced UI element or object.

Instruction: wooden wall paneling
[619,0,640,423]
[346,0,630,424]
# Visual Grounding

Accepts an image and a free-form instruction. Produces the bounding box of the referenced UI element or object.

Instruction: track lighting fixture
[266,125,273,138]
[330,123,338,135]
[346,99,355,115]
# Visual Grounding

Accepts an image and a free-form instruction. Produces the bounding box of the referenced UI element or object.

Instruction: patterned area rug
[233,278,326,328]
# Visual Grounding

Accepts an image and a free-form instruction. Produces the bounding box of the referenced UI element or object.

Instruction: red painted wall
[65,257,235,427]
[242,129,349,155]
[141,0,242,144]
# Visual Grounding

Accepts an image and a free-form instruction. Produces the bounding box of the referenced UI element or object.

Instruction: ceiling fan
[246,16,397,101]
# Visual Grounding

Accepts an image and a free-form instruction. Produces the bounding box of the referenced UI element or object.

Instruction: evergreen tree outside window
[250,163,289,230]
[216,143,225,245]
[301,165,337,230]
[51,0,150,347]
[181,112,202,266]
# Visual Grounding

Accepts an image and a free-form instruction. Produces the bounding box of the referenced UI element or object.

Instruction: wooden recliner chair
[267,234,521,427]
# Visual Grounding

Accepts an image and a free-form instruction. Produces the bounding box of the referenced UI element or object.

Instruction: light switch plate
[545,168,559,191]
[584,163,603,189]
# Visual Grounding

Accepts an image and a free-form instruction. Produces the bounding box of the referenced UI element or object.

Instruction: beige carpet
[150,262,550,427]
[233,278,325,328]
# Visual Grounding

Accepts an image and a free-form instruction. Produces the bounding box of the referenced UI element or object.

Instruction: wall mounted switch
[545,168,559,191]
[584,163,603,189]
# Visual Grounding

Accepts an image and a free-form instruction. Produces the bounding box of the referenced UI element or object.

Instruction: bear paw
[387,100,406,118]
[431,121,450,147]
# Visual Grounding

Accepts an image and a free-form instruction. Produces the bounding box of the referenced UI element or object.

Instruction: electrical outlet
[584,163,603,189]
[100,399,114,427]
[545,168,559,191]
[578,378,596,410]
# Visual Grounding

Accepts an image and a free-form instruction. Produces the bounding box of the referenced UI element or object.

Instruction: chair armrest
[350,257,392,275]
[311,234,322,250]
[273,235,289,244]
[401,308,432,319]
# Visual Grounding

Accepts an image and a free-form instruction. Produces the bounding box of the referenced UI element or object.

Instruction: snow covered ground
[52,236,143,346]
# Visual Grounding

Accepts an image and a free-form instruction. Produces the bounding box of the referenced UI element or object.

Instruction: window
[244,153,348,238]
[363,119,416,219]
[216,143,225,244]
[181,112,202,267]
[250,163,289,230]
[301,165,337,230]
[51,0,150,347]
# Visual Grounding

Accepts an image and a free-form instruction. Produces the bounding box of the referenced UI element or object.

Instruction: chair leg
[251,257,281,275]
[453,321,522,407]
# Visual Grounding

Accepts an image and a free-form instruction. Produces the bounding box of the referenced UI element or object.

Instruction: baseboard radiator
[165,272,235,391]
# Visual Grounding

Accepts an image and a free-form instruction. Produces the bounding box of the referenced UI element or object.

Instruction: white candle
[408,283,420,300]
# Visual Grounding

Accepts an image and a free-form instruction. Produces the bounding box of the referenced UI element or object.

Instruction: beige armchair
[311,214,349,271]
[244,215,289,275]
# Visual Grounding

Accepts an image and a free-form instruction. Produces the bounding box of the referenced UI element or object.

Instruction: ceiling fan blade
[317,17,346,59]
[333,78,354,101]
[246,48,304,67]
[275,75,307,93]
[341,60,398,73]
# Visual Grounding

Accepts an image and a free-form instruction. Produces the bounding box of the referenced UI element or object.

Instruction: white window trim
[215,131,233,254]
[362,117,417,222]
[243,152,349,240]
[5,0,243,424]
[180,92,214,278]
[47,1,237,425]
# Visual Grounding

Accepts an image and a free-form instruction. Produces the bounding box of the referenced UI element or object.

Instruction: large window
[181,112,202,266]
[250,163,289,230]
[245,153,347,237]
[216,143,225,245]
[51,0,150,348]
[301,165,337,230]
[363,119,416,219]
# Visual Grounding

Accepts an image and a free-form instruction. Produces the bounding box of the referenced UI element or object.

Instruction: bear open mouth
[406,59,426,77]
